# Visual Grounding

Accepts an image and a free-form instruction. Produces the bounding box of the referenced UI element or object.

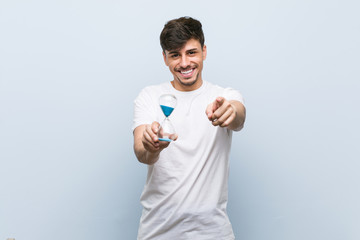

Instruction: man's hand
[206,97,246,130]
[206,97,235,128]
[142,122,177,153]
[134,121,178,165]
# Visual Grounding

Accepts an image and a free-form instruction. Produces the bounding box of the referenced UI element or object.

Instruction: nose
[179,55,190,68]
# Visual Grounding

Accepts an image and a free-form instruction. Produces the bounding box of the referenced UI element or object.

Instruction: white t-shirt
[132,81,244,240]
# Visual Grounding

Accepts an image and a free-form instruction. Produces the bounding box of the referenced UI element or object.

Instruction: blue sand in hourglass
[160,105,174,117]
[158,138,172,142]
[158,105,175,142]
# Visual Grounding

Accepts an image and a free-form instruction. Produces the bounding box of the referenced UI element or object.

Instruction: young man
[133,17,246,240]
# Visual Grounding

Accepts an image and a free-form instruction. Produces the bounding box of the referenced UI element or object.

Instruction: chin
[177,73,199,87]
[180,79,197,86]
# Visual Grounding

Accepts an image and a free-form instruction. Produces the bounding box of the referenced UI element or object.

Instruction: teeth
[181,69,193,74]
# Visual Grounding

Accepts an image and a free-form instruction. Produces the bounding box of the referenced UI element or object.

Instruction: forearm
[134,142,160,165]
[228,100,246,131]
[133,124,163,165]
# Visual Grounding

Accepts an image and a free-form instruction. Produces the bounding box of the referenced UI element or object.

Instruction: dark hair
[160,16,205,53]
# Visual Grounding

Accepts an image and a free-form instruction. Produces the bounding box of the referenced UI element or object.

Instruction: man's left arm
[206,97,246,131]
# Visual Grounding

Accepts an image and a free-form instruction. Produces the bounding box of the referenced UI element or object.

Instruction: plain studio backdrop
[0,0,359,239]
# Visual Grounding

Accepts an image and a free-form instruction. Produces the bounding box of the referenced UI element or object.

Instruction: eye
[170,54,179,58]
[188,51,196,55]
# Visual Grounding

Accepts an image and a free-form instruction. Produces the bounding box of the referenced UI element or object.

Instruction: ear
[202,45,207,60]
[163,51,169,66]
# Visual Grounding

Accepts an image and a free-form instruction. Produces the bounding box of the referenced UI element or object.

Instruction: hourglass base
[158,138,172,142]
[157,117,176,143]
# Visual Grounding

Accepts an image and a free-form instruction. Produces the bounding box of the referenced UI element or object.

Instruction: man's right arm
[133,122,176,165]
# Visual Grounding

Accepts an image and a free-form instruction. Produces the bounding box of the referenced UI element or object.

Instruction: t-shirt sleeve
[222,87,245,132]
[222,87,245,106]
[132,88,156,132]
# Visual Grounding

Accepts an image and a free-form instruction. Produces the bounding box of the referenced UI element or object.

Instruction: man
[133,17,246,240]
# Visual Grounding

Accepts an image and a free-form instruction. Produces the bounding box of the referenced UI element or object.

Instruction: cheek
[170,62,179,70]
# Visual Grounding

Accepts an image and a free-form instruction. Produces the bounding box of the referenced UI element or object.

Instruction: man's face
[163,39,207,91]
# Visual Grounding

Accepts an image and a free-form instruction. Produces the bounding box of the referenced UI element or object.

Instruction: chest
[159,95,211,138]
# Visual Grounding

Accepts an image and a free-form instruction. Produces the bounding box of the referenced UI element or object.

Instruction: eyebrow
[186,48,198,52]
[168,51,179,55]
[168,48,199,55]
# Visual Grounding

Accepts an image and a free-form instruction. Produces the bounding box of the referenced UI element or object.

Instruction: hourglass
[157,94,177,142]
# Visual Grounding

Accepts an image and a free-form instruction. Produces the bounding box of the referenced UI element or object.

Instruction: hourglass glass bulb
[158,94,177,142]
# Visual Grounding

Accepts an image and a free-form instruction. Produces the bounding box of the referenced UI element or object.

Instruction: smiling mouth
[179,68,195,78]
[181,69,193,74]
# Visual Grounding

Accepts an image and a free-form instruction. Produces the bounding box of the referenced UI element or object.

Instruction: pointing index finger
[206,103,213,119]
[216,97,225,105]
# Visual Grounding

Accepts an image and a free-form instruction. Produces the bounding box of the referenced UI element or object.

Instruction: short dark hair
[160,16,205,53]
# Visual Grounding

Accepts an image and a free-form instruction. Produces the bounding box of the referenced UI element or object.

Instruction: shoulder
[138,83,164,94]
[136,82,170,100]
[205,81,244,103]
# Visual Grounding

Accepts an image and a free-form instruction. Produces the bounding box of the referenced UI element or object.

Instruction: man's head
[160,17,205,53]
[160,17,207,91]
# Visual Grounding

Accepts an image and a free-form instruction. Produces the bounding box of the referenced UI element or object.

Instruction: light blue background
[1,0,359,239]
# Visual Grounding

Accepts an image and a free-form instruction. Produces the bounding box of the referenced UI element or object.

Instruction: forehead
[166,39,202,53]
